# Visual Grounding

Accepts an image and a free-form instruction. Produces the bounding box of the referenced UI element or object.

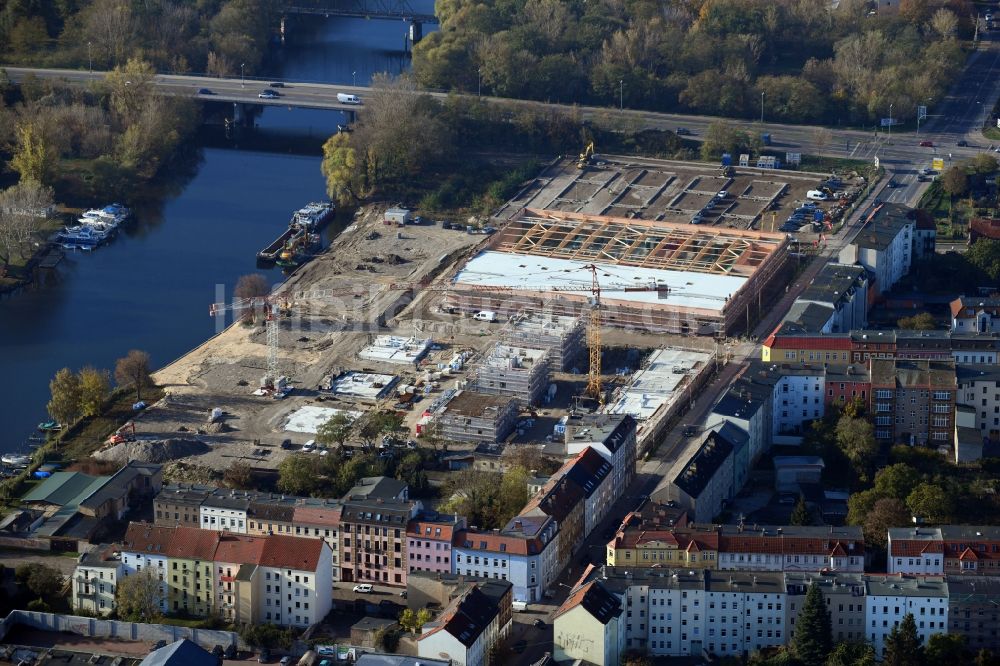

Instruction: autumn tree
[223,460,254,489]
[941,166,968,198]
[317,413,354,448]
[115,349,153,401]
[906,482,952,522]
[104,57,157,127]
[897,312,935,330]
[883,614,923,666]
[836,415,878,481]
[398,608,432,633]
[321,132,367,205]
[863,498,911,549]
[16,563,64,599]
[355,411,403,447]
[47,367,81,427]
[78,367,111,417]
[9,120,57,185]
[115,568,163,622]
[233,273,270,323]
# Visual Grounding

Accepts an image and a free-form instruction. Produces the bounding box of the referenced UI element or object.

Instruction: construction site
[100,155,807,478]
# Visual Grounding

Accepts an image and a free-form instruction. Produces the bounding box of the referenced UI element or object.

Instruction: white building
[119,524,171,613]
[564,414,637,493]
[668,432,735,523]
[555,447,615,537]
[256,536,333,628]
[770,368,826,436]
[838,203,914,296]
[418,582,512,666]
[956,364,1000,443]
[72,546,122,616]
[864,575,948,656]
[950,296,1000,334]
[886,528,945,575]
[200,494,250,533]
[796,263,869,333]
[553,580,625,665]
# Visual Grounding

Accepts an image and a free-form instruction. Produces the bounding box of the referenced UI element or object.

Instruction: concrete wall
[0,611,246,651]
[0,536,50,551]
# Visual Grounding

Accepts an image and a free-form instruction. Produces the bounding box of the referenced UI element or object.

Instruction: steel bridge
[285,0,438,23]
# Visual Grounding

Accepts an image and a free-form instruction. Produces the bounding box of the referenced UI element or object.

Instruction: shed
[384,207,411,226]
[350,617,398,649]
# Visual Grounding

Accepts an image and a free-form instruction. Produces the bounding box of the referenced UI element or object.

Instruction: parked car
[258,89,280,99]
[675,127,691,135]
[316,647,336,658]
[281,439,292,450]
[919,140,934,147]
[958,140,969,147]
[197,88,213,95]
[353,584,374,593]
[806,190,828,201]
[682,425,697,437]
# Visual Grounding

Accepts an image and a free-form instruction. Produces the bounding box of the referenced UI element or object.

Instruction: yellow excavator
[576,141,595,169]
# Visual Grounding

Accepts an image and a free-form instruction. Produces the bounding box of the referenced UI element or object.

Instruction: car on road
[353,584,374,593]
[675,127,691,135]
[682,425,697,437]
[958,140,969,147]
[258,89,280,99]
[197,88,213,95]
[316,647,336,658]
[270,82,285,88]
[533,619,546,629]
[919,140,934,147]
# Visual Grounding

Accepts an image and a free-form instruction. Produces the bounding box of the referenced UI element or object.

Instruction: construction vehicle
[107,421,136,445]
[576,142,595,169]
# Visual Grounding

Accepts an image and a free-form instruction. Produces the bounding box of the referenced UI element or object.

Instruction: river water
[0,11,431,453]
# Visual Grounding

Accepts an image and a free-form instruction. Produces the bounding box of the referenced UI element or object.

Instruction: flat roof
[441,390,516,418]
[283,405,364,434]
[357,336,432,365]
[330,372,397,400]
[604,348,712,419]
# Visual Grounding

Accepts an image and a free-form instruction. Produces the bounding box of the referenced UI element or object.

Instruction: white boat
[59,224,111,246]
[1,454,31,466]
[292,202,335,230]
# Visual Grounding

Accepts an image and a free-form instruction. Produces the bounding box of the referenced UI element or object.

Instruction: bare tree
[811,127,833,156]
[234,273,270,323]
[0,180,54,267]
[929,8,959,40]
[115,568,163,622]
[83,0,138,67]
[115,350,153,401]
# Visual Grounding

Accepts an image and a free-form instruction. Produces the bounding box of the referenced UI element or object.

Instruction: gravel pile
[94,438,211,465]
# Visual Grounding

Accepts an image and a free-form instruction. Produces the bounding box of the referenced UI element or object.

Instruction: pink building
[407,513,466,575]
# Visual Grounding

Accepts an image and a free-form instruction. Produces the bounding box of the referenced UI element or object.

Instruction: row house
[824,363,871,407]
[791,263,870,334]
[888,525,1000,575]
[452,514,558,603]
[339,497,421,586]
[406,512,465,576]
[668,431,734,524]
[520,475,585,568]
[606,525,719,569]
[838,202,914,297]
[951,295,1000,334]
[117,522,332,628]
[869,358,956,446]
[72,545,121,616]
[563,414,637,493]
[947,576,1000,653]
[556,447,615,537]
[555,568,949,663]
[711,362,774,464]
[764,329,1000,367]
[956,363,1000,443]
[417,581,513,666]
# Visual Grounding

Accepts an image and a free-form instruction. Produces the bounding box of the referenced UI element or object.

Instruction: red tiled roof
[292,505,342,526]
[767,336,852,350]
[122,522,176,555]
[259,534,324,571]
[214,534,266,564]
[166,526,223,560]
[407,520,457,542]
[889,539,944,557]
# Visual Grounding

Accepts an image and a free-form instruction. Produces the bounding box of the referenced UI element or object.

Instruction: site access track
[7,29,1000,163]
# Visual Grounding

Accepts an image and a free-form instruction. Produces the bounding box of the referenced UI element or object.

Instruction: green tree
[114,349,152,401]
[398,607,432,633]
[104,57,157,126]
[791,583,831,665]
[317,413,354,448]
[115,568,162,622]
[356,411,403,447]
[790,495,812,526]
[321,132,368,205]
[925,634,968,664]
[47,367,81,426]
[277,454,321,496]
[78,366,111,418]
[863,498,911,549]
[896,312,935,330]
[883,614,923,666]
[846,488,879,527]
[16,563,63,598]
[700,121,761,161]
[10,120,56,185]
[873,463,922,500]
[940,166,968,198]
[966,239,1000,281]
[905,482,952,522]
[826,642,877,666]
[970,153,999,174]
[836,415,878,481]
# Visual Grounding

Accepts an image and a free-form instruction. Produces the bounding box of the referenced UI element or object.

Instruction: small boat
[58,225,110,246]
[1,454,31,466]
[37,421,62,432]
[291,202,335,231]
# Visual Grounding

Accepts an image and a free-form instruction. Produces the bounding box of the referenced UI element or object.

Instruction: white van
[473,310,498,323]
[806,190,828,201]
[337,93,362,105]
[512,601,528,612]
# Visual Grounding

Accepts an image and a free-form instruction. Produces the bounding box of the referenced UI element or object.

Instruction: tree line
[47,349,152,426]
[413,0,969,125]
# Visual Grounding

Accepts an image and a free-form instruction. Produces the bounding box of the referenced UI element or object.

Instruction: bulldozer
[576,141,595,169]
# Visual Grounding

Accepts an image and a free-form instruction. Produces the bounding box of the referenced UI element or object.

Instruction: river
[0,9,433,453]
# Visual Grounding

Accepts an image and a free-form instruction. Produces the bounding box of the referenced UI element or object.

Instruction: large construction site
[114,155,827,474]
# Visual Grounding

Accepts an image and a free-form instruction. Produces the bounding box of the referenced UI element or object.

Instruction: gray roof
[782,301,835,334]
[139,640,219,666]
[956,363,1000,385]
[22,472,106,507]
[865,575,948,598]
[563,414,637,452]
[79,461,160,512]
[345,476,407,501]
[852,203,915,251]
[356,655,449,666]
[799,263,867,308]
[674,431,733,498]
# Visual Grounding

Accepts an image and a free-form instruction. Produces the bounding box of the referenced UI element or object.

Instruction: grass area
[984,127,1000,141]
[55,386,165,462]
[798,155,870,174]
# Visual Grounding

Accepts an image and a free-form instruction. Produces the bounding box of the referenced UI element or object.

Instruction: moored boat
[37,420,62,432]
[1,454,31,466]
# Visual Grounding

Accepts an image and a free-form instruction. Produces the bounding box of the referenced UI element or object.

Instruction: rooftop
[799,263,867,307]
[357,335,432,365]
[330,371,398,400]
[479,343,548,369]
[852,203,915,252]
[603,348,712,420]
[563,413,637,451]
[419,585,503,648]
[140,640,218,666]
[673,431,734,498]
[956,363,1000,385]
[345,476,408,502]
[554,580,622,625]
[283,405,363,434]
[870,358,957,388]
[781,301,835,334]
[440,390,517,419]
[864,574,948,598]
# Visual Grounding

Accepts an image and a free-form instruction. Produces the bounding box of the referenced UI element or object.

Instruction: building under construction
[444,209,790,335]
[469,343,550,406]
[506,314,585,372]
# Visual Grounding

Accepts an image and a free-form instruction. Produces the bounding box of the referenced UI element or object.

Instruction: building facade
[406,513,464,575]
[869,358,956,446]
[838,203,914,297]
[72,545,122,616]
[339,498,420,586]
[865,575,948,657]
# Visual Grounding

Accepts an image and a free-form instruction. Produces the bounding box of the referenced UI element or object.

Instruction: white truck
[337,93,362,105]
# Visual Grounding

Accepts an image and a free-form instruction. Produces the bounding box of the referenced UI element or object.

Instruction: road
[6,31,1000,165]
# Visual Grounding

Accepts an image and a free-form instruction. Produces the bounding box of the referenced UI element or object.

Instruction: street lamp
[760,91,765,124]
[887,103,893,144]
[478,68,482,98]
[619,79,623,111]
[87,41,92,74]
[352,71,357,87]
[240,63,245,88]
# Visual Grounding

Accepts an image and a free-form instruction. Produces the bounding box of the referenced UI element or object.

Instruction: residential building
[345,476,409,502]
[796,263,869,333]
[453,514,559,603]
[668,431,734,523]
[864,575,948,656]
[519,475,585,568]
[940,526,1000,575]
[710,365,773,467]
[417,582,513,666]
[785,573,867,645]
[956,363,1000,443]
[119,523,172,613]
[435,390,519,444]
[763,364,826,436]
[762,329,853,364]
[72,545,122,616]
[955,403,984,463]
[553,580,624,666]
[339,495,420,586]
[471,343,549,405]
[154,484,215,528]
[255,535,333,628]
[838,203,914,296]
[199,492,251,533]
[869,358,957,446]
[556,447,615,537]
[506,314,584,372]
[606,524,719,569]
[406,512,465,575]
[717,524,865,573]
[824,364,871,407]
[563,414,637,494]
[950,295,1000,334]
[887,528,944,575]
[947,575,1000,653]
[406,570,499,611]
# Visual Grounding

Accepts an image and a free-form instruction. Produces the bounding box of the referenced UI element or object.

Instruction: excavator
[576,141,595,169]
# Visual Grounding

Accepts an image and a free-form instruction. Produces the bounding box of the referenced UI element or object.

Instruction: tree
[970,153,999,174]
[104,58,157,127]
[929,8,959,40]
[883,614,924,666]
[115,568,163,622]
[398,607,432,633]
[0,180,54,267]
[239,623,293,649]
[925,634,968,664]
[941,166,968,197]
[321,132,367,205]
[896,312,935,330]
[792,583,832,665]
[966,239,1000,282]
[790,495,813,526]
[277,454,321,496]
[223,460,253,489]
[826,642,877,666]
[47,367,81,426]
[863,498,911,549]
[835,415,878,481]
[873,463,922,500]
[700,121,761,161]
[233,273,270,323]
[905,482,952,522]
[355,411,403,447]
[77,366,111,418]
[115,350,153,401]
[317,413,354,447]
[16,563,64,599]
[9,121,57,185]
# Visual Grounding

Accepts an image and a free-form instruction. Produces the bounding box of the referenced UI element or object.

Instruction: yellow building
[607,528,719,569]
[164,529,218,616]
[761,329,852,363]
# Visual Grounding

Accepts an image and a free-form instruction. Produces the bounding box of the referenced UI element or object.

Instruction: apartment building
[785,573,867,645]
[72,545,121,616]
[717,524,865,573]
[762,329,853,364]
[153,484,213,528]
[339,497,420,586]
[506,314,584,372]
[865,575,948,656]
[947,575,1000,653]
[555,447,614,537]
[453,514,559,603]
[417,582,513,666]
[668,431,734,524]
[553,580,625,666]
[406,512,465,575]
[838,202,914,296]
[434,390,519,444]
[119,523,171,613]
[710,370,772,467]
[869,358,956,446]
[765,364,826,436]
[956,363,1000,442]
[471,343,549,405]
[951,295,1000,333]
[887,527,944,574]
[606,525,719,569]
[765,328,1000,367]
[795,263,869,333]
[824,364,871,407]
[563,414,637,495]
[519,475,584,567]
